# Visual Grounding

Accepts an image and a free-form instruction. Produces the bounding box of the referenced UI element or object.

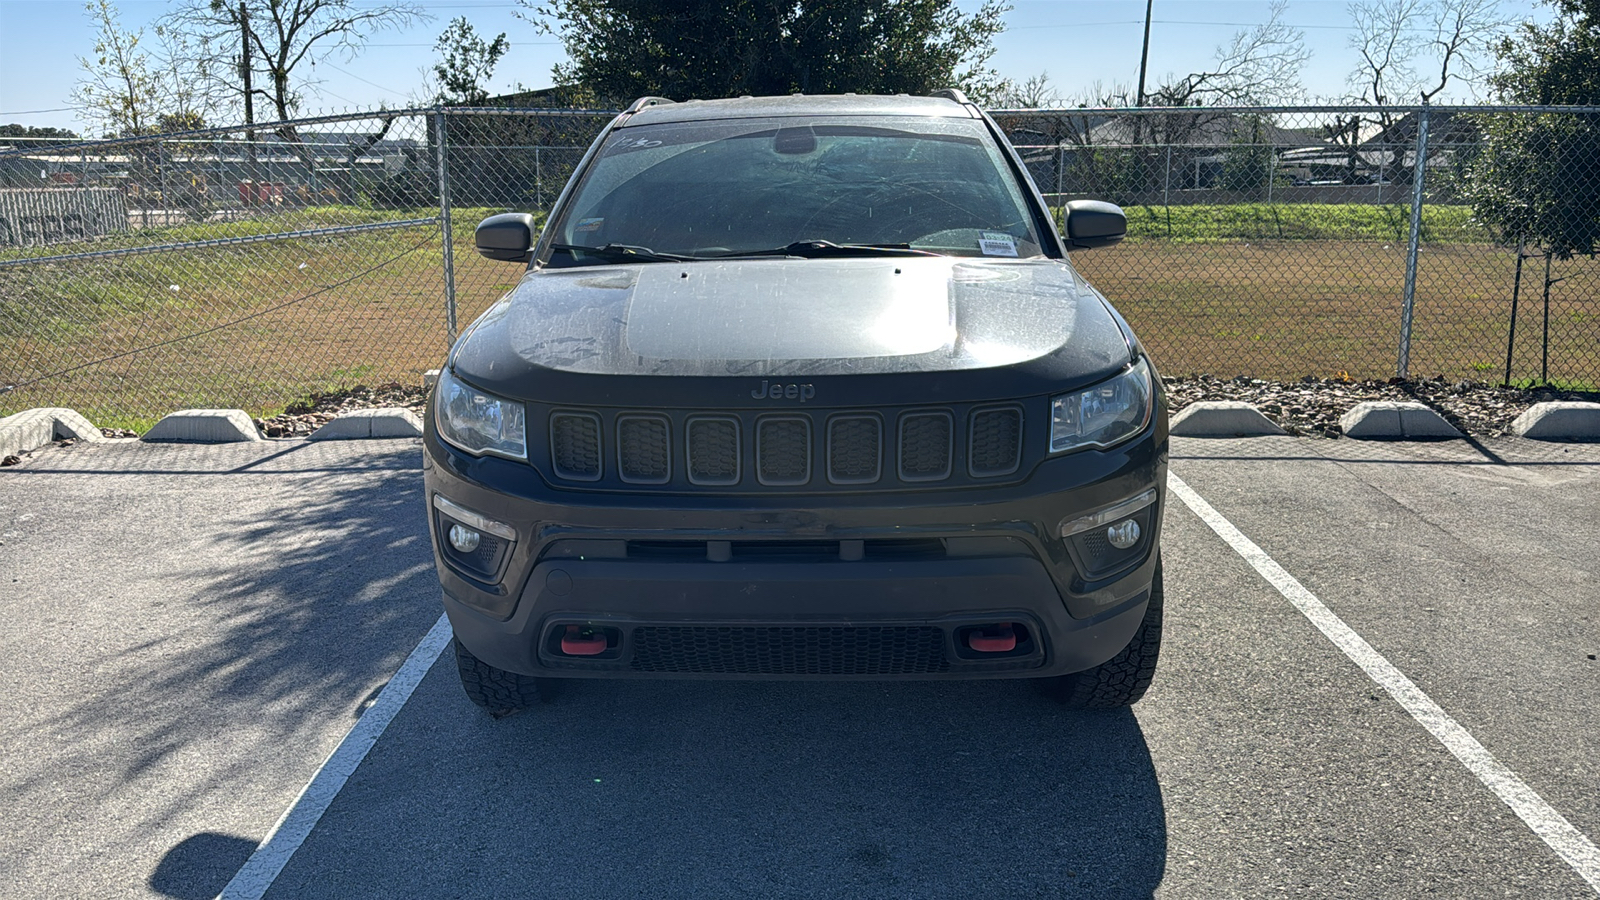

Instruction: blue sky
[0,0,1548,134]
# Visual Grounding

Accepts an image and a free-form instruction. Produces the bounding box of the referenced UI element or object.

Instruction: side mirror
[475,212,537,263]
[1063,200,1126,250]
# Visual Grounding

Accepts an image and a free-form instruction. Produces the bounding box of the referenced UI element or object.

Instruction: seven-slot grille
[556,405,1024,490]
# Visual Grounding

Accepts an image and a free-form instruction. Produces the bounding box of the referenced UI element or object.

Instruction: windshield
[547,115,1046,264]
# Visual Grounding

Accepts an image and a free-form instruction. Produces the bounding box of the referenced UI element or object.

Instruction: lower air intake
[629,625,951,675]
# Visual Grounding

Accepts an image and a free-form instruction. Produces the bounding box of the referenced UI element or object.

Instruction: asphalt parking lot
[1,435,1596,899]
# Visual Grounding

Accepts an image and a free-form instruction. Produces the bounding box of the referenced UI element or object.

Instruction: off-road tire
[453,637,553,715]
[1037,559,1164,708]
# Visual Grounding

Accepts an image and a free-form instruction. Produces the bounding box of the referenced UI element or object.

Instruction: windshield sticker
[978,232,1018,257]
[574,217,605,233]
[604,137,665,155]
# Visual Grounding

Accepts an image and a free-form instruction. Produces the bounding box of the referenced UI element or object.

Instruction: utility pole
[240,1,257,174]
[1136,0,1154,106]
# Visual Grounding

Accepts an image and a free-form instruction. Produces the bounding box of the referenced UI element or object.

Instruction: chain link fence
[1,104,1597,429]
[994,104,1600,388]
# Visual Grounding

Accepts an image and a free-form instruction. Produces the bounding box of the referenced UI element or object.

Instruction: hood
[451,256,1133,402]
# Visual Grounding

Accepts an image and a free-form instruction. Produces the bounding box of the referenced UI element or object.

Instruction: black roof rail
[929,88,972,106]
[625,96,675,114]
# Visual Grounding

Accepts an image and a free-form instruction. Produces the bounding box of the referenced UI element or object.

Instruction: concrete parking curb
[1510,401,1600,441]
[140,409,264,443]
[308,408,424,440]
[1339,401,1463,440]
[0,408,106,458]
[423,369,440,391]
[1169,401,1287,437]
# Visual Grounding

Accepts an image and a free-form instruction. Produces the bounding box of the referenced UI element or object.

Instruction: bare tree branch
[164,0,428,123]
[1154,0,1309,106]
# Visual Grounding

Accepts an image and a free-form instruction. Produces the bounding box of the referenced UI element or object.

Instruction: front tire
[1036,559,1164,708]
[453,637,553,715]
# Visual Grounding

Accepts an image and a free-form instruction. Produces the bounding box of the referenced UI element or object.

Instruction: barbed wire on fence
[1,103,1596,429]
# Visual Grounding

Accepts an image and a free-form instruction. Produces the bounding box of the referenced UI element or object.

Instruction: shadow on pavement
[11,445,440,832]
[269,674,1167,899]
[149,832,258,900]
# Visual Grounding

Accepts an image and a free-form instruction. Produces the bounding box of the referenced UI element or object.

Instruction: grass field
[1113,203,1487,244]
[3,203,1596,431]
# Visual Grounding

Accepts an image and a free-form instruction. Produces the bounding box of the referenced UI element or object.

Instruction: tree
[164,0,427,123]
[0,125,81,153]
[431,17,511,105]
[1466,0,1600,258]
[1151,0,1309,106]
[994,71,1059,109]
[75,0,162,137]
[1347,0,1510,107]
[0,125,81,139]
[163,0,427,197]
[519,0,1011,104]
[1339,0,1508,187]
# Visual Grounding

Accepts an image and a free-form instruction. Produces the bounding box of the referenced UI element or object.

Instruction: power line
[319,60,413,98]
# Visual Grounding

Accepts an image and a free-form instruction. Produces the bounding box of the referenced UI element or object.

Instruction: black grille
[687,417,740,485]
[827,415,882,484]
[969,407,1023,477]
[899,411,953,481]
[756,416,811,485]
[617,414,670,483]
[550,412,601,481]
[541,404,1022,489]
[629,625,951,675]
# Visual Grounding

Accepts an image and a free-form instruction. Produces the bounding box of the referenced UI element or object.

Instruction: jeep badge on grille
[750,380,815,402]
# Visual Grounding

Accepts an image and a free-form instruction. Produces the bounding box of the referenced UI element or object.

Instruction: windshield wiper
[549,242,698,263]
[721,240,943,259]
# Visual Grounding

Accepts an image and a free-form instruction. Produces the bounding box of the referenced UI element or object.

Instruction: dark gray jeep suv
[423,90,1168,714]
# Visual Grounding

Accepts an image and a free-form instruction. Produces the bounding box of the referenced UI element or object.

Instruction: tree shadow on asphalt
[8,444,441,895]
[268,673,1168,900]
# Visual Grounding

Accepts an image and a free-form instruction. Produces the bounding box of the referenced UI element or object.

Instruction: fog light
[1106,519,1140,549]
[448,523,482,553]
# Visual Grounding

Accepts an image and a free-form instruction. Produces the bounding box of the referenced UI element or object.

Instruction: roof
[1086,113,1324,148]
[620,94,978,126]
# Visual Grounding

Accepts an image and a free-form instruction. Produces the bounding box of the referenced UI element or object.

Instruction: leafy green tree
[519,0,1011,104]
[1467,0,1600,257]
[75,0,162,137]
[432,17,511,105]
[0,125,80,139]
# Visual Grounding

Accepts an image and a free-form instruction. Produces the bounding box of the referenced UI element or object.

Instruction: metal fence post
[1056,142,1066,207]
[1162,145,1172,207]
[1265,145,1275,205]
[1397,104,1430,379]
[435,110,458,348]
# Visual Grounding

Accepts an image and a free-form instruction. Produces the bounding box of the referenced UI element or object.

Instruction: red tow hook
[967,623,1017,653]
[560,625,608,656]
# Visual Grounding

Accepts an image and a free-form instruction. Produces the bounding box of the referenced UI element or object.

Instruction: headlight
[434,367,527,459]
[1049,358,1153,453]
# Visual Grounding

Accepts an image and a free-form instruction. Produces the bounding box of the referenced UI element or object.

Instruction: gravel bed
[1164,375,1599,438]
[254,382,428,437]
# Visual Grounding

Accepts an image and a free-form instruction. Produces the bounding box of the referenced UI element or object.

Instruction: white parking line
[217,613,454,900]
[1168,472,1600,894]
